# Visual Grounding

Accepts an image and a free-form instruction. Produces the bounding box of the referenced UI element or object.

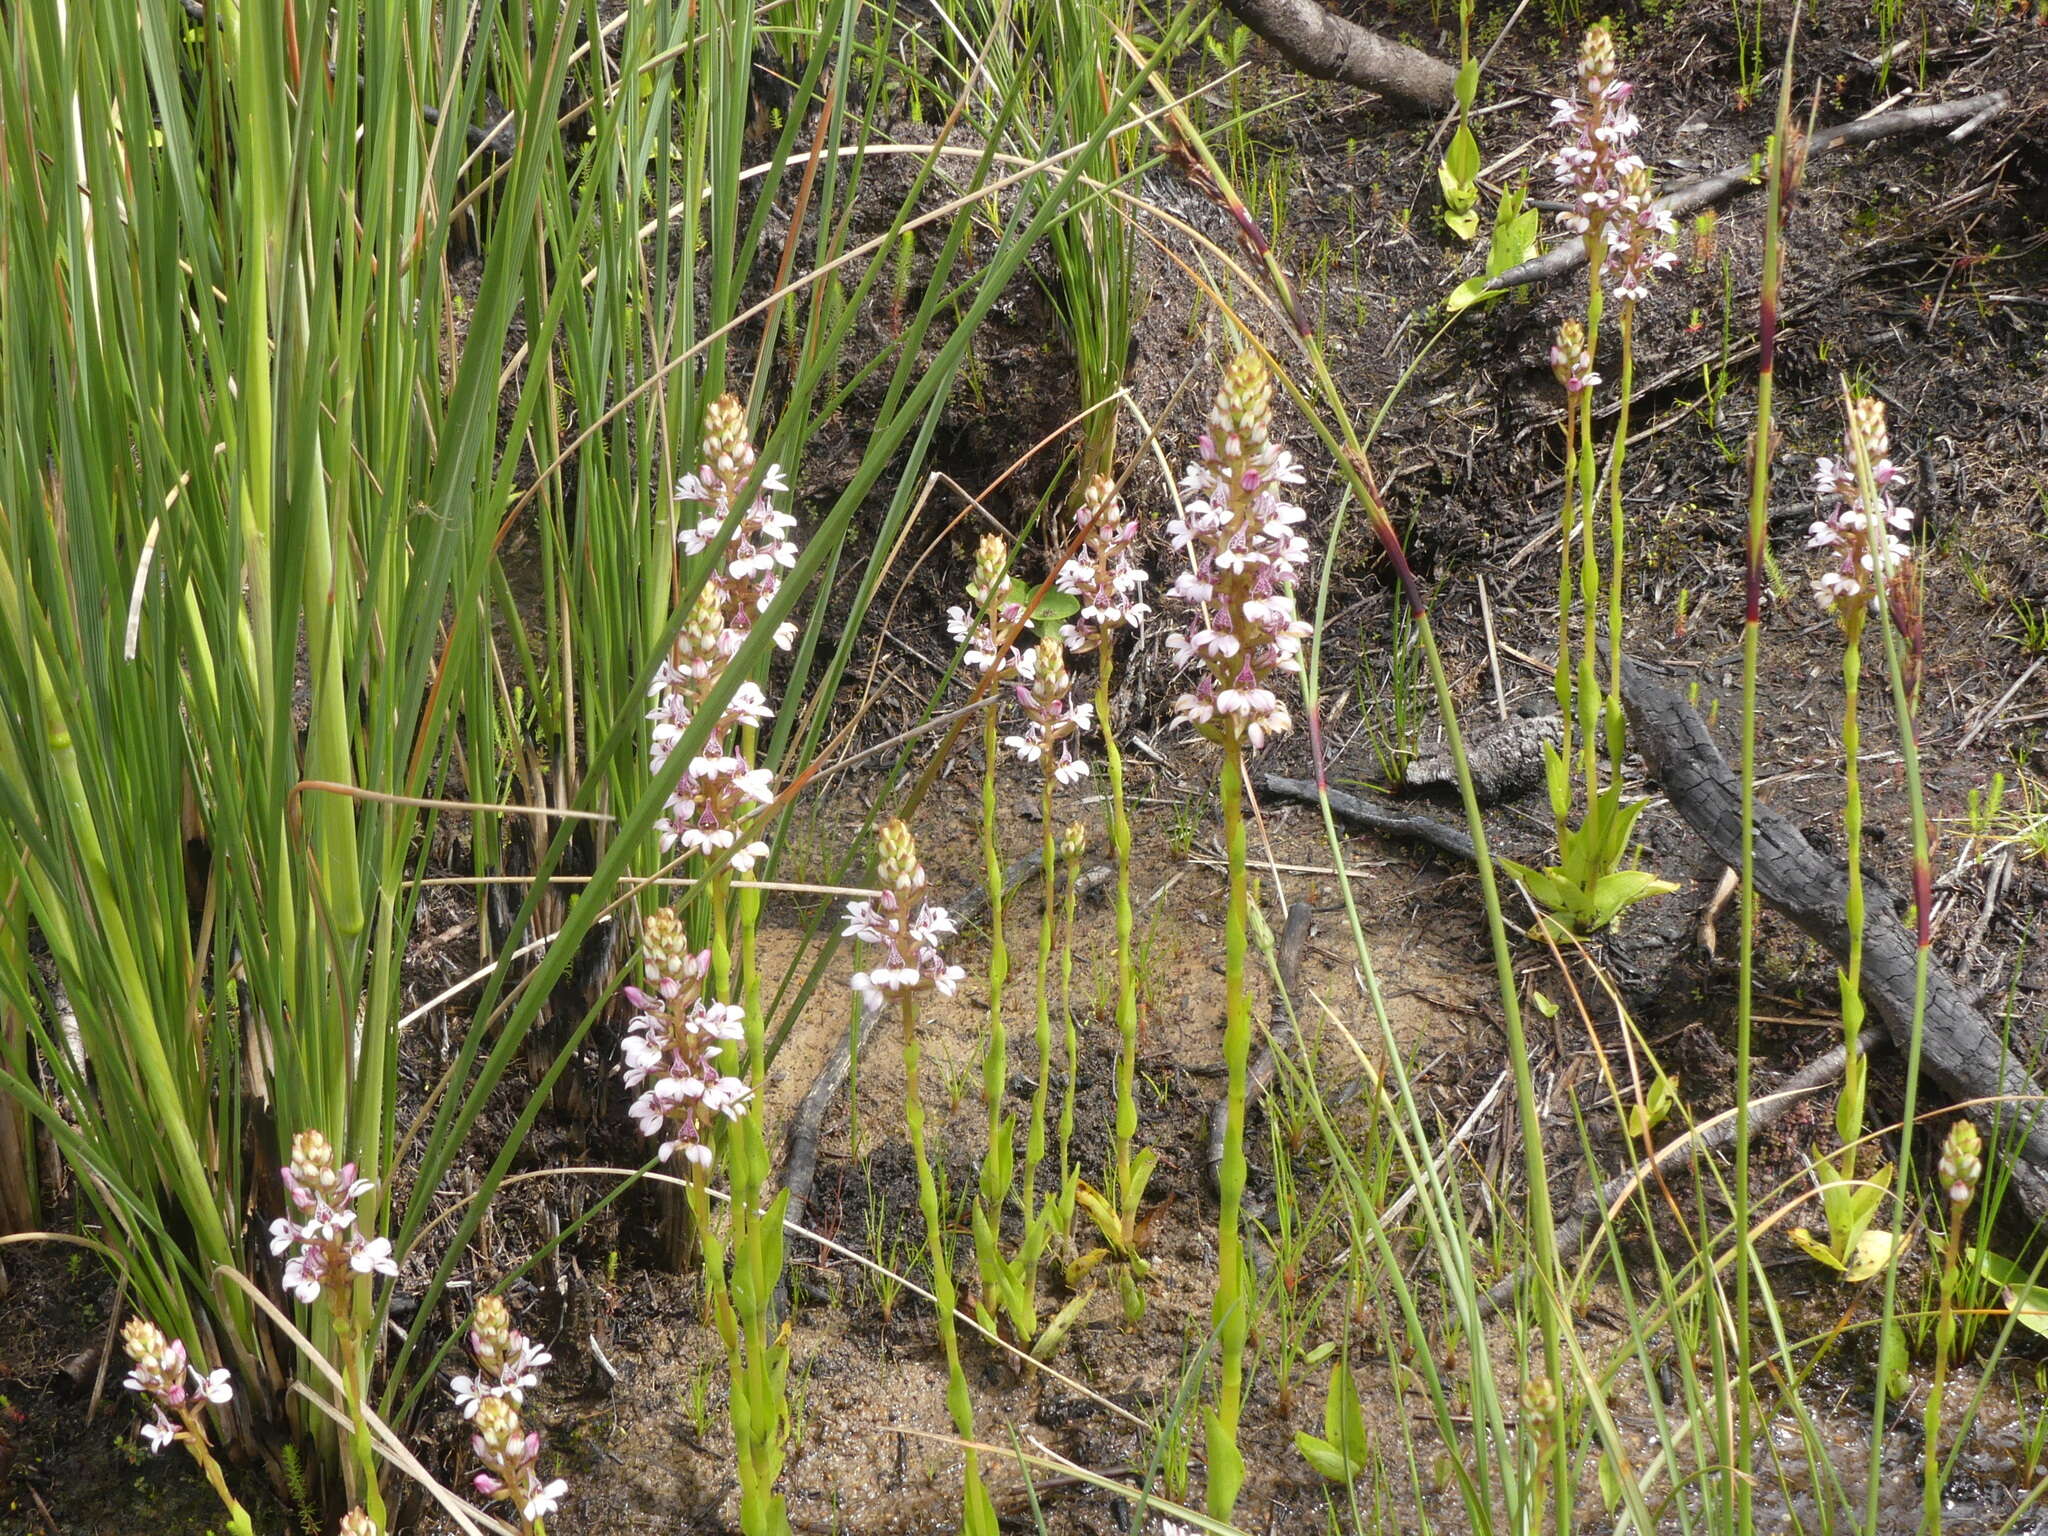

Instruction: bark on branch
[1218,0,1458,113]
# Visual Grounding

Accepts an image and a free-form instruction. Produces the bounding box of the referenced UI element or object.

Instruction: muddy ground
[4,0,2047,1531]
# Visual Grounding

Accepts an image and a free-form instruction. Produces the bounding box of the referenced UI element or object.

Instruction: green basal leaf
[1446,125,1481,187]
[1296,1432,1364,1483]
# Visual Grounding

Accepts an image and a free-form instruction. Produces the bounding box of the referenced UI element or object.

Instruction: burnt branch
[1217,0,1458,112]
[1619,655,2048,1231]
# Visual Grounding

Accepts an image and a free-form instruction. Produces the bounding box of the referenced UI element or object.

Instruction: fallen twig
[1261,774,1481,864]
[1484,92,2013,295]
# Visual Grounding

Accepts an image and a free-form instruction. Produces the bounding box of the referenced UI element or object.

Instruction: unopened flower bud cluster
[451,1293,555,1418]
[1008,637,1094,785]
[268,1129,398,1306]
[620,906,752,1167]
[947,533,1029,678]
[1938,1119,1983,1209]
[1165,351,1312,752]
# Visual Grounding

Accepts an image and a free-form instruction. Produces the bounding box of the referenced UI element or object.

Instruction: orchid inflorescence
[1008,638,1094,785]
[620,905,752,1168]
[338,1510,380,1536]
[1057,472,1151,652]
[269,1130,398,1306]
[1550,319,1599,396]
[472,1394,568,1528]
[947,532,1027,678]
[120,1317,233,1454]
[1165,350,1312,752]
[843,819,966,1013]
[455,1295,566,1529]
[1549,25,1678,301]
[451,1294,554,1419]
[1809,397,1915,617]
[676,393,800,653]
[649,394,803,873]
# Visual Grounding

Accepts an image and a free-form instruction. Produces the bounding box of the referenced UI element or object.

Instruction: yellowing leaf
[1788,1226,1845,1271]
[1842,1227,1905,1282]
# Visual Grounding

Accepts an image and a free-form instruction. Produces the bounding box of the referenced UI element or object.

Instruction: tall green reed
[0,0,578,1476]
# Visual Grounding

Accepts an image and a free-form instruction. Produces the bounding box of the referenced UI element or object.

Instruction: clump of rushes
[843,822,997,1536]
[1788,397,1918,1280]
[456,1295,566,1534]
[1927,1118,1984,1529]
[270,1130,398,1524]
[119,1318,252,1536]
[1058,473,1156,1321]
[1510,24,1680,934]
[1165,351,1311,1519]
[643,394,804,1536]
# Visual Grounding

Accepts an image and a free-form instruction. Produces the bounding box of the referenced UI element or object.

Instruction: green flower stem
[1098,654,1142,1231]
[1603,303,1638,769]
[1206,735,1252,1521]
[1056,823,1083,1232]
[1735,69,1800,1535]
[1023,764,1056,1228]
[1837,605,1868,1190]
[1925,1195,1967,1533]
[1576,234,1609,814]
[1413,603,1569,1534]
[178,1420,255,1536]
[1555,391,1580,791]
[733,865,790,1536]
[979,703,1010,1152]
[900,995,997,1535]
[1857,399,1936,1536]
[340,1340,385,1530]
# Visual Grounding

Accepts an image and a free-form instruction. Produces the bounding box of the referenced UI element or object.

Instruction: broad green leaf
[1454,57,1481,113]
